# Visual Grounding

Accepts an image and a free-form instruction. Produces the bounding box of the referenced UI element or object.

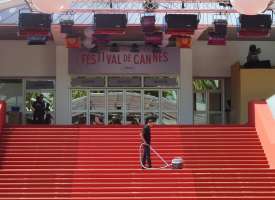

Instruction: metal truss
[17,0,275,25]
[22,0,275,14]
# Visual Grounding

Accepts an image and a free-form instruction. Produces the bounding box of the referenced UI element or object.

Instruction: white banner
[69,48,180,74]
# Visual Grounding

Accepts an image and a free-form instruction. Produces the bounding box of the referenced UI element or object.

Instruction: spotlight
[27,36,48,45]
[130,43,140,53]
[65,36,81,48]
[110,43,120,52]
[60,19,74,34]
[141,16,156,33]
[214,19,228,37]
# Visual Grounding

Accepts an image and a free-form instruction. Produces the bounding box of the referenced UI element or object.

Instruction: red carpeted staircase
[0,125,275,199]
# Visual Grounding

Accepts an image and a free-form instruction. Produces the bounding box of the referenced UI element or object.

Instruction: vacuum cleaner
[139,143,184,169]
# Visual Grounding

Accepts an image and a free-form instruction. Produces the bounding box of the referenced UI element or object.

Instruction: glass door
[125,90,142,125]
[208,92,223,124]
[193,92,208,124]
[108,90,123,124]
[25,90,55,124]
[24,79,55,124]
[70,88,179,125]
[144,90,160,124]
[90,90,106,125]
[0,79,23,124]
[71,89,88,124]
[193,79,224,124]
[161,89,178,124]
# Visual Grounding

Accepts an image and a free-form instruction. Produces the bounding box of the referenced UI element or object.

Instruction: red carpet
[0,126,275,199]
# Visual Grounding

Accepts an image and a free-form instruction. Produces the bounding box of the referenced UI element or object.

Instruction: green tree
[72,90,87,100]
[193,80,219,91]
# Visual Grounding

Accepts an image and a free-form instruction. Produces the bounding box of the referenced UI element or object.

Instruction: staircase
[0,125,275,199]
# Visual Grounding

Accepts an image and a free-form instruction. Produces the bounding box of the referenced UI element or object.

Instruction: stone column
[55,46,71,124]
[179,48,193,124]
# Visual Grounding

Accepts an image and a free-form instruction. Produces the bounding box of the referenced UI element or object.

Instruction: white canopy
[0,0,24,10]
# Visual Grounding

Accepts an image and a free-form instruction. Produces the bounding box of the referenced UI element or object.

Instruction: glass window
[25,113,34,124]
[90,112,105,125]
[71,77,105,87]
[193,79,221,91]
[25,91,55,112]
[161,112,177,124]
[108,77,142,87]
[45,112,55,125]
[90,90,105,111]
[194,92,207,111]
[108,112,123,125]
[26,80,55,90]
[71,90,87,111]
[72,112,87,124]
[209,93,222,111]
[108,90,123,110]
[161,90,177,111]
[144,76,178,88]
[144,90,159,111]
[144,112,159,124]
[0,79,23,113]
[25,111,54,125]
[194,112,207,124]
[126,90,141,111]
[209,113,223,124]
[126,113,141,125]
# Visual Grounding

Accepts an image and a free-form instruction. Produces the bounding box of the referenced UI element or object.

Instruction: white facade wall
[1,40,275,124]
[193,41,275,77]
[0,40,56,77]
[1,40,275,78]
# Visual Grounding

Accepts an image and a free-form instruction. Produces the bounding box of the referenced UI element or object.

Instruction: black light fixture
[27,36,48,45]
[141,15,156,33]
[109,0,113,8]
[60,19,74,34]
[110,43,120,52]
[130,43,140,53]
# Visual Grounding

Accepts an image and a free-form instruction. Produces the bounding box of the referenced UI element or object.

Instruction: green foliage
[25,92,54,112]
[193,80,220,91]
[145,91,159,97]
[72,90,87,100]
[162,90,177,101]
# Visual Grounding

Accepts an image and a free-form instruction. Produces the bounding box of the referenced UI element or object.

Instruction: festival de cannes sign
[68,48,180,74]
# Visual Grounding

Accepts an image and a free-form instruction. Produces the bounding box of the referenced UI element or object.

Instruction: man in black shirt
[32,95,46,124]
[140,118,155,169]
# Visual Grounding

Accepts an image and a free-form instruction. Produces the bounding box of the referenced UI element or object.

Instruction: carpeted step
[0,125,274,199]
